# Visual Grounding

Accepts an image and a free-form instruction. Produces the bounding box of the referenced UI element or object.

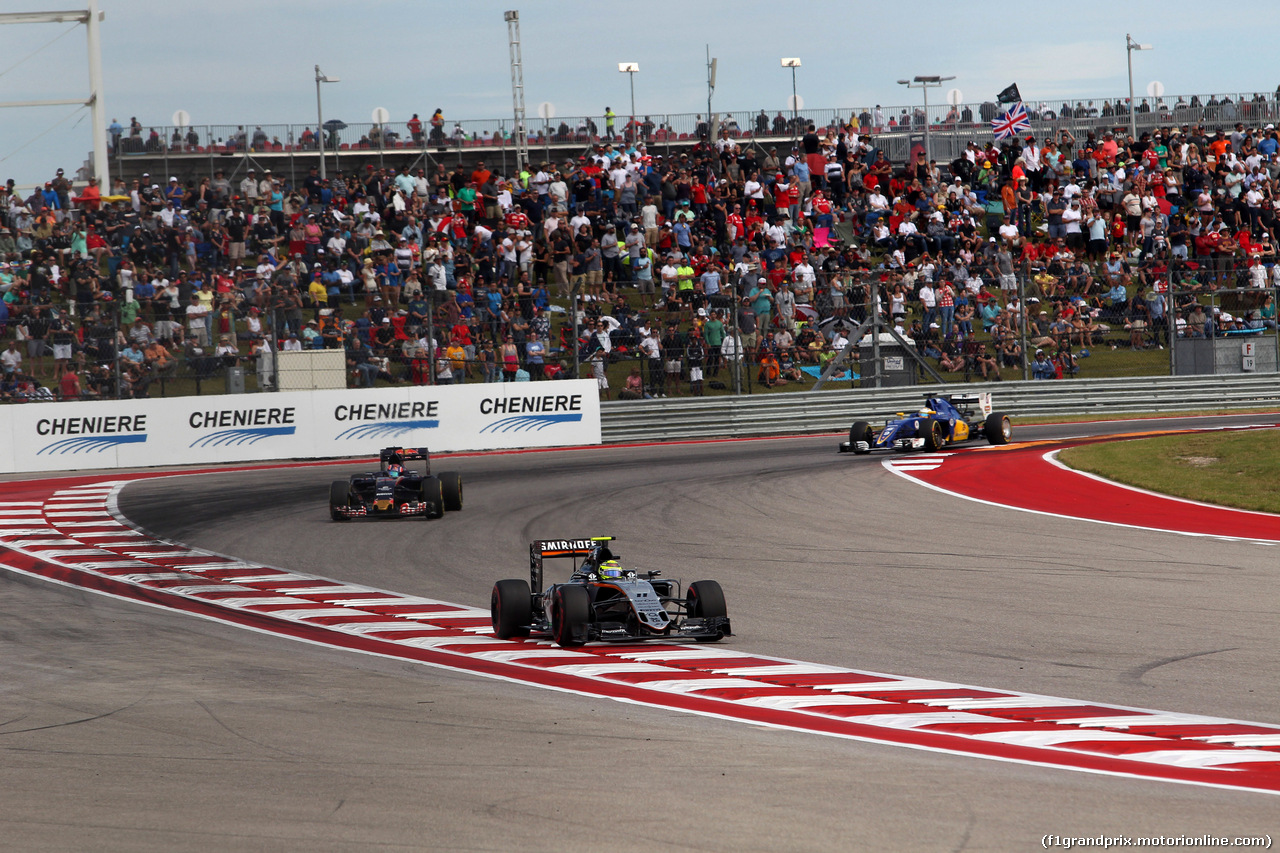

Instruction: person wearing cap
[1031,348,1055,379]
[239,170,258,202]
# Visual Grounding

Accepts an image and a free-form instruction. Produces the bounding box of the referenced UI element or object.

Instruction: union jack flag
[991,101,1030,141]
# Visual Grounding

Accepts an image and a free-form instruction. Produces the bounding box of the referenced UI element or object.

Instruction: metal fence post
[1018,273,1029,380]
[113,300,122,399]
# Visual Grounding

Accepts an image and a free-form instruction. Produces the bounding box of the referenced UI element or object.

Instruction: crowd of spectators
[3,106,1280,403]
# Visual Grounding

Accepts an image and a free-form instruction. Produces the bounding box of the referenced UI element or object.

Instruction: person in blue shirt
[321,265,341,302]
[980,300,1000,332]
[133,278,156,303]
[525,337,545,380]
[455,289,474,319]
[1106,281,1128,323]
[41,183,60,210]
[1258,132,1278,159]
[1031,349,1056,379]
[748,282,774,339]
[672,218,692,252]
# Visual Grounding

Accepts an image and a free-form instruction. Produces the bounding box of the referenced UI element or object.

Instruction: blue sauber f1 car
[490,537,731,648]
[838,393,1011,454]
[329,447,463,520]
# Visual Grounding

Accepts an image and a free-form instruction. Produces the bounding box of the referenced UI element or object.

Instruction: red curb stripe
[2,465,1279,795]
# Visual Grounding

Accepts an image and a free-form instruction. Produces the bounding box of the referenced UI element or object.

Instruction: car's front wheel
[421,476,444,519]
[984,411,1012,445]
[687,580,728,642]
[922,420,947,452]
[848,421,873,454]
[438,471,463,511]
[329,480,349,521]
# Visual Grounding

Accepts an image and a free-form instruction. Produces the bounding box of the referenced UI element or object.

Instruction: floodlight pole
[898,75,955,164]
[315,65,339,181]
[617,63,639,135]
[85,0,107,192]
[780,58,801,143]
[505,11,528,169]
[1126,34,1152,142]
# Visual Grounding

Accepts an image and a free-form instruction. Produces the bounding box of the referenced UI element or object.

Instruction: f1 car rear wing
[379,447,433,475]
[529,537,614,594]
[380,446,430,464]
[934,393,993,417]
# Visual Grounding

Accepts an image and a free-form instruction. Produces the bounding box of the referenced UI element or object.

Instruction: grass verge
[1057,429,1280,514]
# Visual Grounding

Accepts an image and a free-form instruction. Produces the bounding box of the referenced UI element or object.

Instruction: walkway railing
[110,89,1280,173]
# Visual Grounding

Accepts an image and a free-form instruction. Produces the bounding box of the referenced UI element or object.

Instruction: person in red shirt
[768,258,788,290]
[726,203,744,241]
[407,113,423,145]
[59,368,82,400]
[691,179,708,215]
[690,250,711,276]
[450,212,469,242]
[504,208,529,231]
[811,190,833,229]
[1110,212,1127,246]
[1019,240,1040,268]
[786,181,801,218]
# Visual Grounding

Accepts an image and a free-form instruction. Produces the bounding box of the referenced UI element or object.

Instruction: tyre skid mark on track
[0,471,1278,794]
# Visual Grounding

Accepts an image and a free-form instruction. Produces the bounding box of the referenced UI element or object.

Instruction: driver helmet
[598,560,624,580]
[386,463,404,478]
[918,408,934,417]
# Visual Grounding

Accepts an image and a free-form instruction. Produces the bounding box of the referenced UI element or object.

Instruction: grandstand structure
[96,92,1280,188]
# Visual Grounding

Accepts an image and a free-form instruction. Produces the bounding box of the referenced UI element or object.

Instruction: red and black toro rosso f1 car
[329,447,462,521]
[490,537,731,648]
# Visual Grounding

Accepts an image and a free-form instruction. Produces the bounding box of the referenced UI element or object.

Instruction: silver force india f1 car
[490,537,731,648]
[328,447,462,521]
[839,392,1011,454]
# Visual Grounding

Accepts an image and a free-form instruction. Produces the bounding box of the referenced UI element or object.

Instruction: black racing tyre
[421,476,445,519]
[438,471,463,511]
[551,585,590,648]
[491,579,532,639]
[687,580,727,642]
[848,421,873,454]
[922,419,946,452]
[329,480,349,521]
[984,411,1012,445]
[687,580,727,618]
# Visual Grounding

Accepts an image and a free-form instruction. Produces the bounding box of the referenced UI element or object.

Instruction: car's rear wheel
[491,579,532,639]
[438,471,463,511]
[329,480,349,521]
[551,585,590,648]
[687,580,727,642]
[848,421,873,454]
[922,420,946,452]
[421,476,444,519]
[984,411,1012,445]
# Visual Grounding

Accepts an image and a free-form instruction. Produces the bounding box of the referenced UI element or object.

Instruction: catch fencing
[598,374,1280,443]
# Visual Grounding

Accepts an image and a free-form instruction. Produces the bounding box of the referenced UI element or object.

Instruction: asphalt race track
[2,413,1278,852]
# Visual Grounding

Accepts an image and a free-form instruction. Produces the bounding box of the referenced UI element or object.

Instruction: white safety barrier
[0,379,602,474]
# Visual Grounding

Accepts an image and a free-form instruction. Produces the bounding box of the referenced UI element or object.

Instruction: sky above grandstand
[4,0,1280,188]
